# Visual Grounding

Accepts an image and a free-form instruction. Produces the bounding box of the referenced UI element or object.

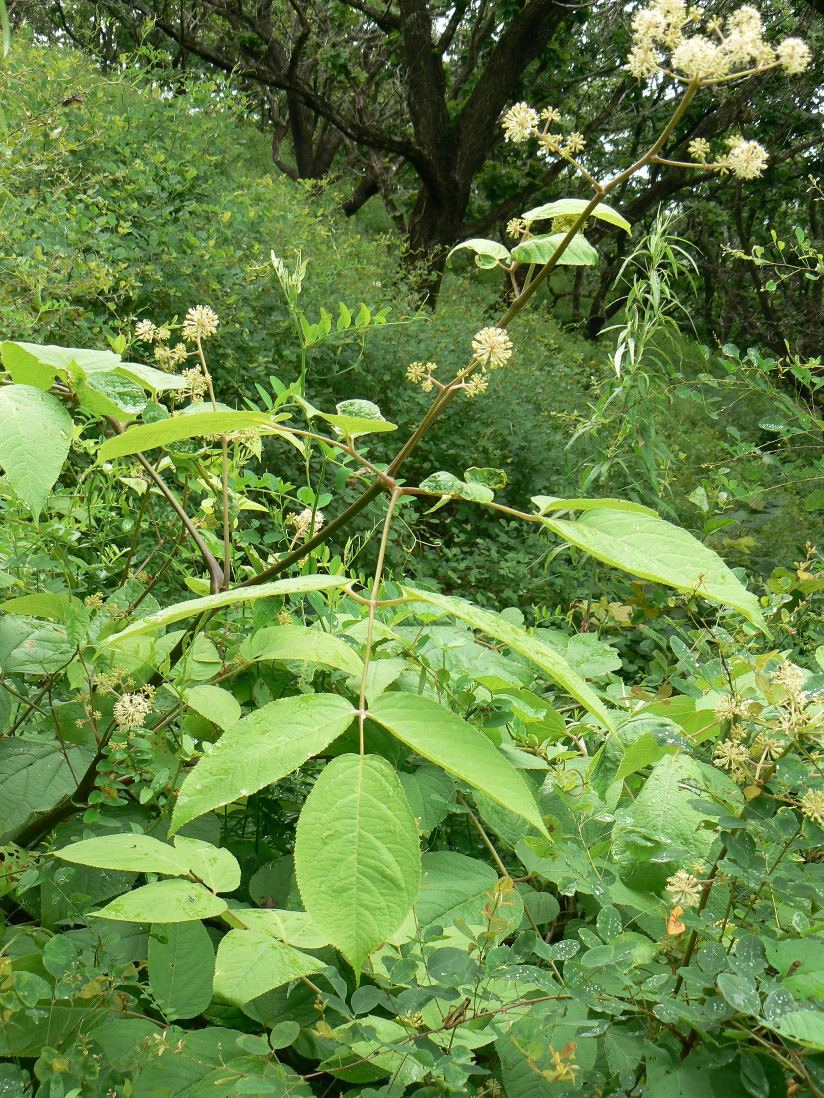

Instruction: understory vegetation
[1,3,824,1096]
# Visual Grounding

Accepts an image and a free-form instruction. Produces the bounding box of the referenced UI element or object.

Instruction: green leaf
[399,764,455,836]
[91,880,227,923]
[76,371,146,420]
[115,360,188,394]
[532,494,656,517]
[213,929,323,1006]
[320,411,398,439]
[769,1010,824,1051]
[148,921,215,1020]
[0,384,73,516]
[414,851,498,929]
[717,973,761,1015]
[401,586,615,730]
[1,341,120,389]
[226,908,329,949]
[105,574,350,642]
[240,623,363,678]
[446,238,511,269]
[537,506,766,631]
[465,466,508,490]
[294,753,421,972]
[511,231,599,267]
[522,197,632,233]
[55,834,191,877]
[419,471,494,503]
[98,410,285,460]
[368,692,548,835]
[173,837,240,893]
[612,755,720,892]
[171,694,355,833]
[183,684,242,731]
[0,740,95,843]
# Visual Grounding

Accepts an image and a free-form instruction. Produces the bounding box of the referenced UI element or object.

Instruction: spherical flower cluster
[463,375,489,398]
[626,1,811,86]
[713,737,750,779]
[722,136,768,180]
[672,35,724,79]
[772,659,806,695]
[506,217,527,239]
[799,789,824,827]
[113,691,153,732]
[182,305,220,342]
[777,37,812,75]
[501,102,540,144]
[156,343,188,370]
[665,869,703,907]
[688,137,712,162]
[406,361,438,392]
[182,366,209,402]
[134,319,159,342]
[289,507,325,539]
[471,327,513,370]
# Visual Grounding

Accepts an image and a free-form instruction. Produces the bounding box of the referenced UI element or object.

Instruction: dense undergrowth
[2,19,824,1098]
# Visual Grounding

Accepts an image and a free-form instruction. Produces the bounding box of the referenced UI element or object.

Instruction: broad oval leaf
[240,623,363,678]
[532,494,656,517]
[183,684,242,731]
[173,837,241,893]
[447,238,511,269]
[0,740,95,843]
[294,753,421,972]
[537,507,767,631]
[213,929,323,1006]
[55,833,190,877]
[91,880,227,923]
[105,574,350,643]
[0,385,73,517]
[368,692,549,834]
[511,232,598,267]
[1,341,120,389]
[522,197,632,234]
[148,921,215,1020]
[401,586,615,731]
[170,694,355,833]
[227,908,329,949]
[98,410,286,460]
[320,412,398,439]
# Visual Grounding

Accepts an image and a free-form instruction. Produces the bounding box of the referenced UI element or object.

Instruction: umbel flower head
[665,869,703,907]
[182,305,220,342]
[722,136,769,180]
[501,102,540,144]
[113,691,153,732]
[289,507,325,539]
[799,789,824,827]
[471,327,513,370]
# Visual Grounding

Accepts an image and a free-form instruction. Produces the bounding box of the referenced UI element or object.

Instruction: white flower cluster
[289,507,325,539]
[471,327,513,370]
[182,305,220,342]
[627,1,811,82]
[113,690,153,732]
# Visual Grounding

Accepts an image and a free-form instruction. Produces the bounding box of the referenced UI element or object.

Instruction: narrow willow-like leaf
[213,929,323,1006]
[401,586,615,730]
[294,753,421,972]
[369,692,549,834]
[538,506,767,632]
[170,694,355,833]
[105,574,350,643]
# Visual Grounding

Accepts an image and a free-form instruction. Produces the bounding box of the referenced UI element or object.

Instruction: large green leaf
[76,371,146,419]
[522,197,632,233]
[56,834,190,877]
[240,623,363,677]
[294,753,421,972]
[414,851,499,929]
[611,755,723,892]
[98,410,286,460]
[171,694,355,833]
[105,574,350,642]
[536,506,766,631]
[447,238,511,269]
[91,880,227,923]
[213,929,323,1006]
[511,232,598,267]
[532,494,656,517]
[1,341,120,389]
[401,586,615,730]
[368,692,548,835]
[183,684,242,731]
[148,921,215,1020]
[173,837,241,893]
[0,740,95,842]
[0,384,73,516]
